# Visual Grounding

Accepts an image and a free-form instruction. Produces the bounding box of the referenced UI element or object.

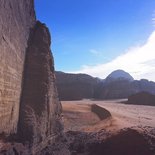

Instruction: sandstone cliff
[95,78,155,99]
[106,69,134,81]
[0,0,63,154]
[0,0,35,134]
[56,71,99,100]
[18,21,63,152]
[56,71,155,100]
[126,91,155,106]
[94,79,134,99]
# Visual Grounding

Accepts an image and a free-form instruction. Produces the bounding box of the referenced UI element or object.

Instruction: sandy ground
[62,99,155,132]
[2,100,154,155]
[62,102,101,131]
[62,100,155,155]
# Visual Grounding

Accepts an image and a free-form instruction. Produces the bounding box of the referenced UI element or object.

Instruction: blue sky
[35,0,155,81]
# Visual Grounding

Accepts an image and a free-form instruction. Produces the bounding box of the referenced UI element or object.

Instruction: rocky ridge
[56,71,98,100]
[106,69,134,81]
[126,91,155,106]
[56,70,155,101]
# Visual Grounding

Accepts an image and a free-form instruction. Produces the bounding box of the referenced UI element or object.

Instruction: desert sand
[62,99,155,155]
[62,99,155,131]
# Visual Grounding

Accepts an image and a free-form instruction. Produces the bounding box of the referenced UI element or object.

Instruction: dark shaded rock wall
[0,0,35,134]
[95,79,155,99]
[132,79,155,95]
[17,22,63,151]
[127,92,155,106]
[56,71,155,100]
[56,71,98,100]
[91,104,111,120]
[95,79,134,99]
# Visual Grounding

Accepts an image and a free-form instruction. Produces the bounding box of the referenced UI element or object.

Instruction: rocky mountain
[94,78,134,99]
[92,71,155,99]
[96,78,155,99]
[0,0,62,154]
[56,70,155,100]
[126,92,155,106]
[106,69,134,82]
[56,71,99,100]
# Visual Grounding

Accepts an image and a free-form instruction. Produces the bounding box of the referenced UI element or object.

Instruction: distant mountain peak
[106,69,134,81]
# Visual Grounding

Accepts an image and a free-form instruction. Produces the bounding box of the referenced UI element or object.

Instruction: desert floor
[61,99,155,155]
[62,99,155,131]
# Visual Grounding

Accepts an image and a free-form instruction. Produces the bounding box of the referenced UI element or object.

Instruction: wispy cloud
[89,49,102,56]
[71,31,155,81]
[152,18,155,27]
[152,11,155,27]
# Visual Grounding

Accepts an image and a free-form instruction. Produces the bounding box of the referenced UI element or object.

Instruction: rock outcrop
[94,70,134,99]
[18,21,63,152]
[0,0,63,154]
[91,104,111,120]
[106,69,134,82]
[65,128,154,155]
[95,78,155,100]
[126,92,155,106]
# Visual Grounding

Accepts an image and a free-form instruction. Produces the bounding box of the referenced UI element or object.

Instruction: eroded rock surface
[17,21,63,152]
[0,0,63,154]
[0,0,35,134]
[34,128,155,155]
[91,104,111,120]
[56,71,155,100]
[127,91,155,106]
[55,71,99,100]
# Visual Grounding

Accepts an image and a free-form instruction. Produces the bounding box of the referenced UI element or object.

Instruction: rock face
[94,79,134,99]
[94,70,134,99]
[132,79,155,94]
[106,69,134,82]
[127,92,155,106]
[96,78,155,99]
[0,0,63,153]
[56,70,155,100]
[94,70,155,99]
[91,104,111,120]
[18,22,63,151]
[0,0,35,134]
[56,71,98,100]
